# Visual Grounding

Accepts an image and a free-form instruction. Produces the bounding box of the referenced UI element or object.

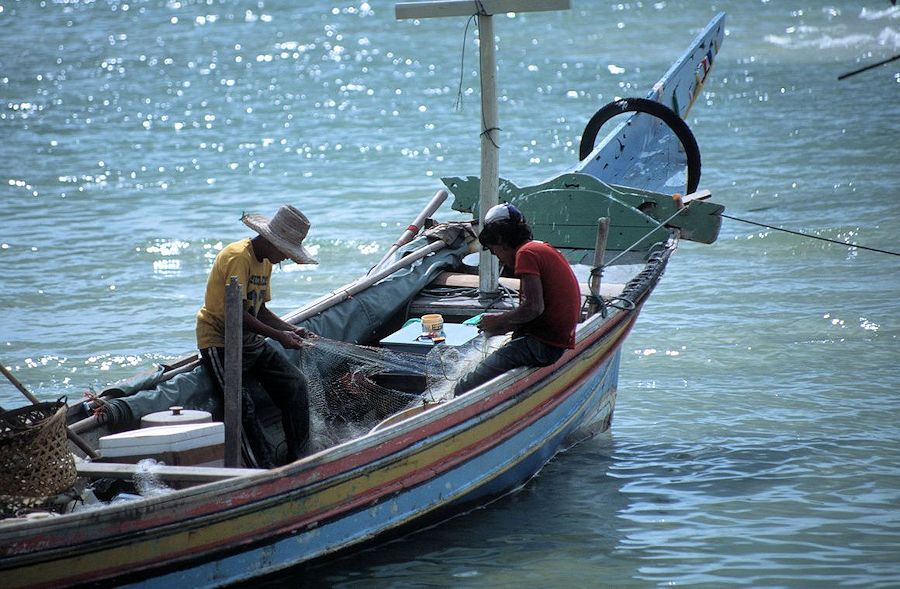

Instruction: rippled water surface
[2,1,899,586]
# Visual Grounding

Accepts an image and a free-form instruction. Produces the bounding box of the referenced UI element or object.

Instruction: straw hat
[241,205,318,265]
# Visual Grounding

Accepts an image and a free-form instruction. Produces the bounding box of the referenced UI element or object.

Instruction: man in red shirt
[453,203,581,396]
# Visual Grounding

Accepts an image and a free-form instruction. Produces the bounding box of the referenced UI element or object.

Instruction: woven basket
[0,399,77,512]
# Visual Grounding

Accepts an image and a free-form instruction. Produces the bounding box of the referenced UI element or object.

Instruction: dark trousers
[452,335,565,397]
[201,343,310,467]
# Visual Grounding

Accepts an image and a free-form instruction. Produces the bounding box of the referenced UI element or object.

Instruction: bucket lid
[141,406,212,428]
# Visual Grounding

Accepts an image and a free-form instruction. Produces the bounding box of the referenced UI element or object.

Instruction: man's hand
[477,274,545,336]
[293,326,315,339]
[478,313,509,336]
[277,330,306,349]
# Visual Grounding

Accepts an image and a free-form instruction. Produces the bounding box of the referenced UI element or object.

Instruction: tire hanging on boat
[579,97,702,194]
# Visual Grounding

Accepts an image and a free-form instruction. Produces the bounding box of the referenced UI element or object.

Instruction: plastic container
[421,313,444,335]
[99,422,225,467]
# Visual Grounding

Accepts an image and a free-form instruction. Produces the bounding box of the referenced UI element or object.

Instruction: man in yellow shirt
[196,205,316,467]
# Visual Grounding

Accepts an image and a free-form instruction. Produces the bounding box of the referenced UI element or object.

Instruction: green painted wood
[517,189,669,252]
[442,172,723,251]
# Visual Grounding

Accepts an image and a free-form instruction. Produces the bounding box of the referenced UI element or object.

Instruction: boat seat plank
[428,271,624,297]
[409,271,626,318]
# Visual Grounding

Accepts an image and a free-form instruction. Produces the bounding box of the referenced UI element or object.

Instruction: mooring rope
[720,213,900,258]
[592,202,900,307]
[602,203,900,263]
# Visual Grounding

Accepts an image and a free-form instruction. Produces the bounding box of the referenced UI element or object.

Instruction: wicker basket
[0,399,77,513]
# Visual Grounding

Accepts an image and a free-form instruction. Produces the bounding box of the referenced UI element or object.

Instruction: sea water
[2,1,899,586]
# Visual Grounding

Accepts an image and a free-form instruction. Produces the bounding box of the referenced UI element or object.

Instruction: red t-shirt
[514,241,581,349]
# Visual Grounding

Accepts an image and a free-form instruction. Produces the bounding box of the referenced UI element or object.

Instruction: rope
[599,204,900,265]
[603,206,686,267]
[721,213,900,257]
[838,53,900,81]
[481,125,501,148]
[454,16,476,111]
[453,9,501,150]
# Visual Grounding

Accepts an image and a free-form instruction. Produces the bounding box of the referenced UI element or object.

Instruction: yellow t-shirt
[196,238,272,349]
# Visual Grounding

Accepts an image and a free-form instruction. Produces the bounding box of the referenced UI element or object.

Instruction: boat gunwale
[4,301,642,587]
[0,242,676,568]
[0,239,676,578]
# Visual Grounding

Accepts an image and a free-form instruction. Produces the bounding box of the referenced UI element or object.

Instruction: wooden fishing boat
[0,4,725,587]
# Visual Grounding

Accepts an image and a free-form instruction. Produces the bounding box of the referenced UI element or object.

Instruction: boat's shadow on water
[250,434,628,588]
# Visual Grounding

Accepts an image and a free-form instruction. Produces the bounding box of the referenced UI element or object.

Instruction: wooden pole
[76,461,265,483]
[396,0,570,19]
[224,277,243,468]
[0,362,100,459]
[394,1,571,298]
[477,12,501,296]
[587,217,610,316]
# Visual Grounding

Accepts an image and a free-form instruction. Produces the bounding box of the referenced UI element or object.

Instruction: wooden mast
[395,0,570,296]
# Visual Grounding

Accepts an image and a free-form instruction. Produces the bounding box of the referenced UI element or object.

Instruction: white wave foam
[859,6,900,21]
[877,27,900,49]
[765,33,874,49]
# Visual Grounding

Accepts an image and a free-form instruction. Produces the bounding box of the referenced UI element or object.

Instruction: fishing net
[297,332,499,451]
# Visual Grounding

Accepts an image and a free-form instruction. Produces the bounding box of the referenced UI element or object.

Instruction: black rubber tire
[579,97,701,194]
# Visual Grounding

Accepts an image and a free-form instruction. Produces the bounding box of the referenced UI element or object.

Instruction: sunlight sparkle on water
[859,317,879,332]
[145,240,190,257]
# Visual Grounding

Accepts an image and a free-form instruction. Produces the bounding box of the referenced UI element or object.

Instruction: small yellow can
[421,313,444,334]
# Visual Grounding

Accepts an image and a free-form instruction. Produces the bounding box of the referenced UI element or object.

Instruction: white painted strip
[396,0,569,20]
[76,461,265,482]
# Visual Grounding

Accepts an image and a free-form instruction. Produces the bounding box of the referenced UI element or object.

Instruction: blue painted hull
[126,339,625,588]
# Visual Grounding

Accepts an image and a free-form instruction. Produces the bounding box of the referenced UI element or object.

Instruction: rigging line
[454,15,476,111]
[453,8,501,148]
[720,213,900,257]
[838,53,900,81]
[478,89,501,149]
[475,10,501,150]
[603,206,687,268]
[478,88,501,149]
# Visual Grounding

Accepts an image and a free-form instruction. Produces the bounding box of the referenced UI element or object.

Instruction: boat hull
[0,294,643,588]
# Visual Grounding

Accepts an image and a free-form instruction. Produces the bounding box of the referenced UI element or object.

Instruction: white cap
[484,203,524,225]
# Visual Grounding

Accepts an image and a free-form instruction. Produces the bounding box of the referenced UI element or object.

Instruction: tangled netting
[296,334,499,449]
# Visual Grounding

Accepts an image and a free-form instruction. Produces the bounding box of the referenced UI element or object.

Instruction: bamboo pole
[395,0,570,20]
[371,189,448,273]
[286,239,448,324]
[69,414,98,434]
[587,217,610,316]
[0,362,100,459]
[223,277,243,468]
[76,461,265,483]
